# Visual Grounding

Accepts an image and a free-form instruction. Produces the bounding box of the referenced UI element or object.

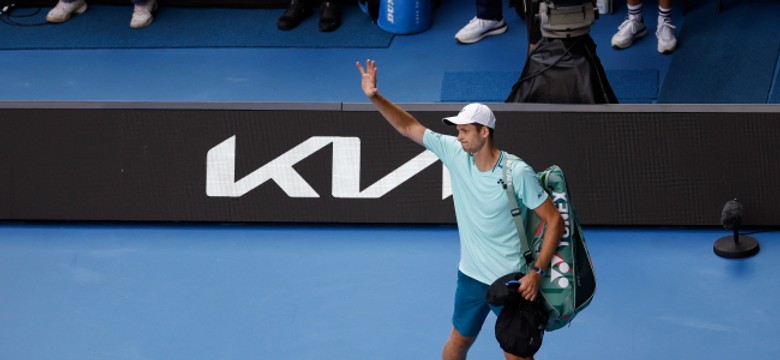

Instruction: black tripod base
[713,235,760,258]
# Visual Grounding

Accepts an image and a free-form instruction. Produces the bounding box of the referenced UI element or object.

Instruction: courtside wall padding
[1,103,778,226]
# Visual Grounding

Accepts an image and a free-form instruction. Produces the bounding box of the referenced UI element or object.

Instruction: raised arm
[356,59,427,146]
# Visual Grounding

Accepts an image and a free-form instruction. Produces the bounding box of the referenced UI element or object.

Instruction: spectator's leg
[476,0,503,20]
[130,0,157,29]
[656,0,677,53]
[319,0,341,32]
[278,0,314,30]
[627,0,643,21]
[611,0,647,49]
[454,0,508,44]
[46,0,88,23]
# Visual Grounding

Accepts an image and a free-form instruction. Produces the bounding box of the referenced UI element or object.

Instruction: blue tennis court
[1,223,777,359]
[2,0,779,358]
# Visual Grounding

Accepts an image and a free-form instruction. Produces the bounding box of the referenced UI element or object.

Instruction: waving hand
[356,59,378,98]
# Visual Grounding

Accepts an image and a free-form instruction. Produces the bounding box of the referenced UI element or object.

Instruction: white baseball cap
[442,103,496,129]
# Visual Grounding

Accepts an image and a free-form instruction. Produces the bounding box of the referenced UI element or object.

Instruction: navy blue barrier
[1,101,779,226]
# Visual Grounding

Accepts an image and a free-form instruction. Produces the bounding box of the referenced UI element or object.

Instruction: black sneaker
[319,1,341,32]
[278,0,313,30]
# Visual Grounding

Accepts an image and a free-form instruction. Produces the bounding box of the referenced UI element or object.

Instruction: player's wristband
[532,266,546,277]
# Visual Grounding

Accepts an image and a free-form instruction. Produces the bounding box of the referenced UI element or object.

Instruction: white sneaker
[611,18,647,49]
[130,0,157,29]
[455,17,507,44]
[656,20,678,54]
[46,0,88,23]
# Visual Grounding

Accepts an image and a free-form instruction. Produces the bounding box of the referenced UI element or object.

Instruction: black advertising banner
[0,105,456,224]
[1,102,779,226]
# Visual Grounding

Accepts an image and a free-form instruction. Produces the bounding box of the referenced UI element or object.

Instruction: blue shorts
[453,270,502,337]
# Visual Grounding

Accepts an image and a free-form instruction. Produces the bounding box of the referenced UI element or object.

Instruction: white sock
[627,3,643,21]
[658,6,672,24]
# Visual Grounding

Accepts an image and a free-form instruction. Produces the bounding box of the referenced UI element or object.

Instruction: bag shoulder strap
[502,155,535,266]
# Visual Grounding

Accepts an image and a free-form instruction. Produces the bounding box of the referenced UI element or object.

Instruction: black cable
[740,229,779,236]
[1,4,51,27]
[582,35,616,104]
[515,37,580,84]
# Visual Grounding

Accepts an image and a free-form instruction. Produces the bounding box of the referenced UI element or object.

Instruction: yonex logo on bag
[550,254,570,288]
[550,191,573,289]
[552,191,572,239]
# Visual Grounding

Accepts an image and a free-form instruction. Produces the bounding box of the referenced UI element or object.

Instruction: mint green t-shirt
[423,129,548,285]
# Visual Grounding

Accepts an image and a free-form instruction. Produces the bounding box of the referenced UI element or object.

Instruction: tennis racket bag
[502,158,596,331]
